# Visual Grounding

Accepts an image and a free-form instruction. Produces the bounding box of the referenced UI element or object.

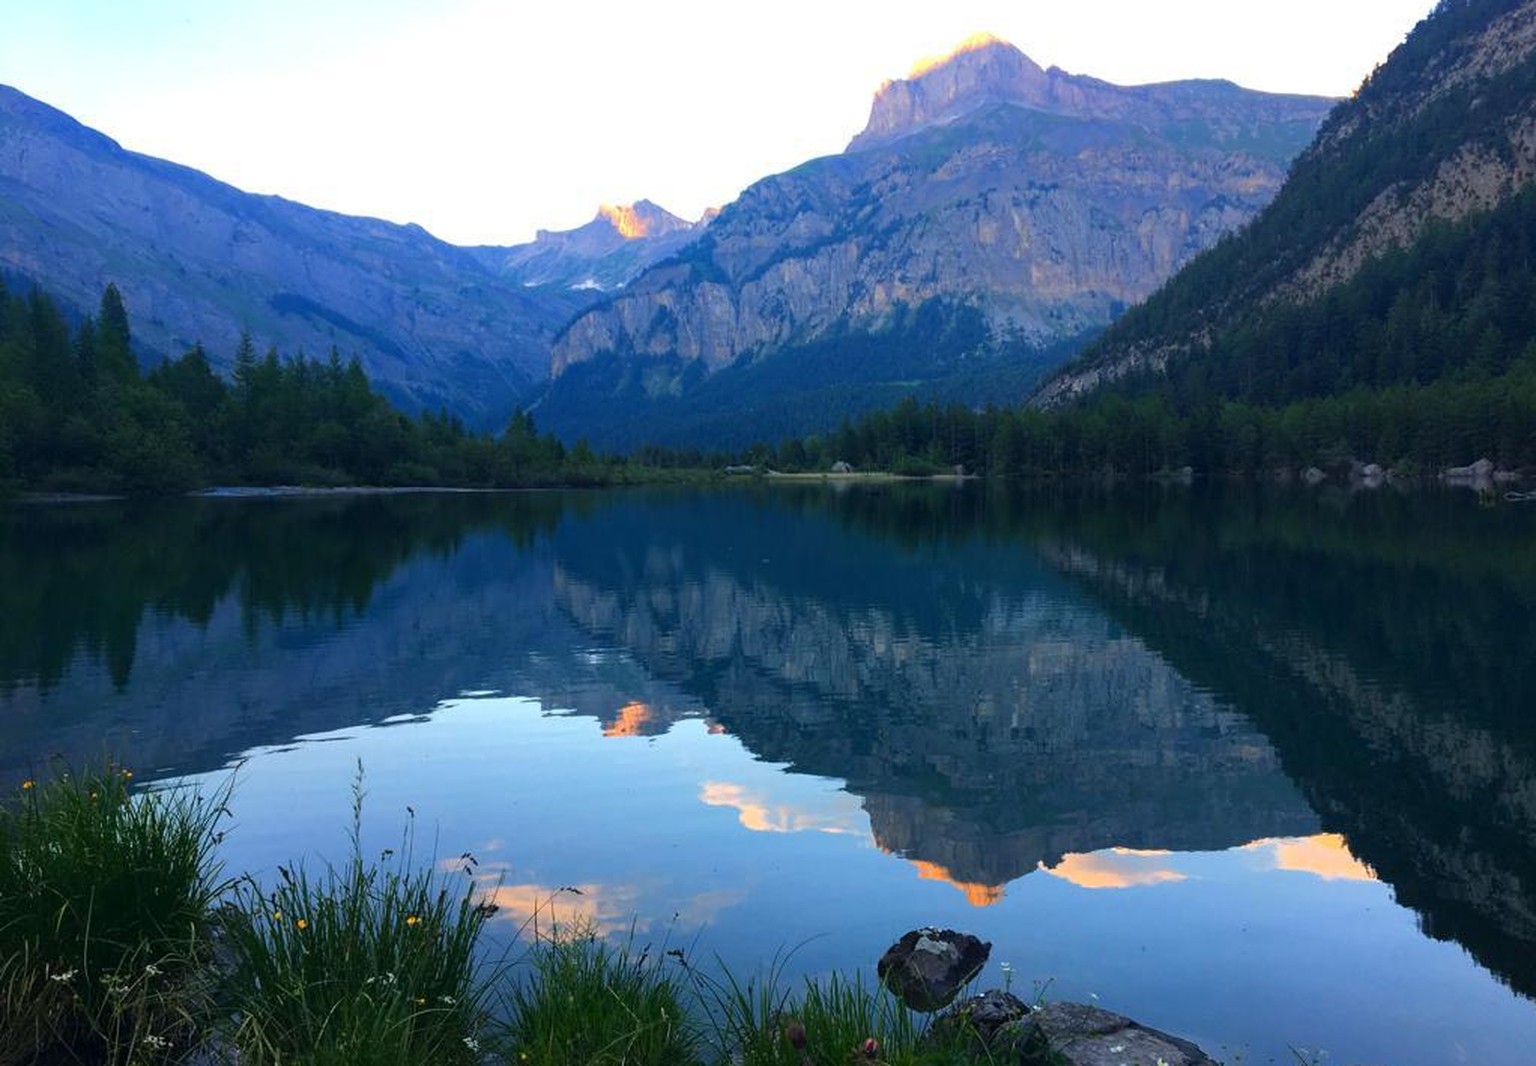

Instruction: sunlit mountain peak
[598,203,651,240]
[906,31,1013,80]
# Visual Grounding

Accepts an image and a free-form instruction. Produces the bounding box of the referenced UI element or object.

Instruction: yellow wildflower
[295,918,308,931]
[406,914,421,927]
[21,780,33,790]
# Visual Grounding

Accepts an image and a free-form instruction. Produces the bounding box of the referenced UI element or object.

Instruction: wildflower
[439,994,456,1004]
[272,910,284,922]
[143,963,163,978]
[122,769,134,780]
[48,969,78,983]
[462,1036,481,1053]
[295,918,309,930]
[862,1037,880,1060]
[414,996,427,1006]
[405,914,422,927]
[142,1034,170,1050]
[21,780,34,790]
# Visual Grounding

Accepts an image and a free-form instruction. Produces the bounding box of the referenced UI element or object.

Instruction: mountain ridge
[537,36,1335,449]
[1033,0,1536,410]
[0,82,580,425]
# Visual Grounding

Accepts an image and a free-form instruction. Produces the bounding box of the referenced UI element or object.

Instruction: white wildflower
[462,1036,481,1052]
[48,969,78,983]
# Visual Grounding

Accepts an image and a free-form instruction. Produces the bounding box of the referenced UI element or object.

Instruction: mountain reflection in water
[2,484,1534,1064]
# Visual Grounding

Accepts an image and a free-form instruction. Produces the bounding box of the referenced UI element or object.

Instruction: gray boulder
[932,993,1218,1066]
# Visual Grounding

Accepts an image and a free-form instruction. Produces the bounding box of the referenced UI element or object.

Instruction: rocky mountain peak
[596,199,691,240]
[849,34,1050,151]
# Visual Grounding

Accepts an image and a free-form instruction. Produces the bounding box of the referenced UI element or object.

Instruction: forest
[748,360,1536,478]
[0,279,632,494]
[3,268,1532,496]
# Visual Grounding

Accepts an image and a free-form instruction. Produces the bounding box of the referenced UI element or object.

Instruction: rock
[877,927,991,1012]
[930,989,1037,1059]
[1012,1002,1218,1066]
[1444,458,1496,481]
[930,993,1218,1066]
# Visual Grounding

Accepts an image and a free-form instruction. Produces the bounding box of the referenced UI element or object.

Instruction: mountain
[535,37,1334,450]
[0,84,597,427]
[474,200,708,293]
[1035,0,1536,409]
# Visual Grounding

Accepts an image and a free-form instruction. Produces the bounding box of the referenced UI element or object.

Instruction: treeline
[0,279,651,494]
[755,353,1536,477]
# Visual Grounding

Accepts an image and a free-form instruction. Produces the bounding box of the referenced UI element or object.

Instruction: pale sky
[1,0,1437,247]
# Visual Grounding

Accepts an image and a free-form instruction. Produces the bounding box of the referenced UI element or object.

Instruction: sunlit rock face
[542,36,1333,446]
[485,200,707,293]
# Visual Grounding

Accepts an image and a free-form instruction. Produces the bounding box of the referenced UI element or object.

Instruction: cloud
[1040,848,1187,890]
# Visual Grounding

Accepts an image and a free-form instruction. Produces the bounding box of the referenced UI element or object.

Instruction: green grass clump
[698,959,986,1066]
[0,764,230,1065]
[504,922,703,1066]
[220,778,494,1066]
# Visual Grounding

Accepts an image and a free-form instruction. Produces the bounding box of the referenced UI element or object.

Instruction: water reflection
[546,490,1317,898]
[2,484,1535,1063]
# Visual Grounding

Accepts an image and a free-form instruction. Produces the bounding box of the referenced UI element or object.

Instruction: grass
[218,769,494,1066]
[692,949,990,1066]
[0,763,231,1065]
[501,920,702,1066]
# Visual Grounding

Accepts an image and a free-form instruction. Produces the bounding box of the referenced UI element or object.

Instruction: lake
[3,483,1534,1064]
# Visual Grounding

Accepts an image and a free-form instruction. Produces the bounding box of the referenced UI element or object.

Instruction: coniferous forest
[3,268,1534,496]
[0,279,630,495]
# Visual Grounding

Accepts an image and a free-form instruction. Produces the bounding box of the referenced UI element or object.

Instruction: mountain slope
[537,37,1333,450]
[0,84,589,426]
[1035,0,1536,408]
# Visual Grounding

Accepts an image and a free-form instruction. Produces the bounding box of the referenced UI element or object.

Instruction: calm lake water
[3,483,1535,1064]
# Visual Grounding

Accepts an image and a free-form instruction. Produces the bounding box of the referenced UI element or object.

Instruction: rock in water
[877,928,991,1012]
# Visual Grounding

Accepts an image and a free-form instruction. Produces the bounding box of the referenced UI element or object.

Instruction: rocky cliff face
[540,37,1332,446]
[476,200,706,293]
[0,85,586,425]
[1035,0,1536,407]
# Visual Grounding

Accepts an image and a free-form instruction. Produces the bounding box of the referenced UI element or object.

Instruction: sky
[1,0,1438,247]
